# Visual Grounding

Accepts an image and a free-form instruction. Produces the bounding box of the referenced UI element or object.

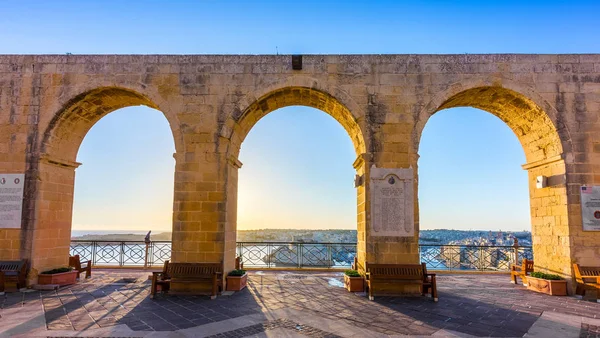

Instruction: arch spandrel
[41,86,183,163]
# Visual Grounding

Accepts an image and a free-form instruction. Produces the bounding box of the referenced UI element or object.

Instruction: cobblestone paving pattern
[203,318,341,338]
[247,273,600,337]
[1,270,600,337]
[581,323,600,338]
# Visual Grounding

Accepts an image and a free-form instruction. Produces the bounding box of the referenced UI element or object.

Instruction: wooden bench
[69,255,92,279]
[365,263,437,302]
[151,261,223,299]
[573,264,600,299]
[0,260,27,291]
[510,259,534,285]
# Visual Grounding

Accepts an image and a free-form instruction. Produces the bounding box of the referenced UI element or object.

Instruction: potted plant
[526,272,567,296]
[344,270,364,292]
[226,269,247,291]
[38,267,78,286]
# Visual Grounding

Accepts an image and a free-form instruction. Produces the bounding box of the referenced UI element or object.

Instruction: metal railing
[70,240,533,271]
[418,244,533,271]
[70,240,172,268]
[236,242,356,268]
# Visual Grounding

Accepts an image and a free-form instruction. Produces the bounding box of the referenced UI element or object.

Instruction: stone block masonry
[0,54,599,289]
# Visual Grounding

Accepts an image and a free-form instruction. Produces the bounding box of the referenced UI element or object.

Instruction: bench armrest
[152,271,167,280]
[426,273,436,277]
[579,276,600,284]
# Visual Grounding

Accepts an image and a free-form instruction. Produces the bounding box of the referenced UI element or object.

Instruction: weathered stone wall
[0,54,598,286]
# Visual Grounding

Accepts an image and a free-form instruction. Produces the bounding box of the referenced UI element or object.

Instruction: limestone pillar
[522,156,572,277]
[26,155,80,284]
[170,151,225,265]
[353,153,371,273]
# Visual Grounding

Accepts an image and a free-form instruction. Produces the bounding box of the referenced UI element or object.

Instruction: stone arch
[414,78,572,165]
[218,83,370,274]
[414,80,574,278]
[41,86,183,163]
[221,80,369,159]
[27,86,181,280]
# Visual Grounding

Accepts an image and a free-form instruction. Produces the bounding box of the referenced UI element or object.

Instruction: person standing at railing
[144,231,151,268]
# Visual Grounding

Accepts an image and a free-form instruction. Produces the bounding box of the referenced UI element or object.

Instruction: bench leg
[211,274,218,299]
[510,272,517,284]
[431,276,438,302]
[368,284,374,301]
[0,272,4,295]
[150,276,158,299]
[583,288,598,302]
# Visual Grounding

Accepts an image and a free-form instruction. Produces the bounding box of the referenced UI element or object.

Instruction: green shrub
[345,270,361,277]
[530,272,562,280]
[228,269,246,276]
[41,267,72,275]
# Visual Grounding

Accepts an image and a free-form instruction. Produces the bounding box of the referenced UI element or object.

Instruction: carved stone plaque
[0,174,25,229]
[370,166,414,237]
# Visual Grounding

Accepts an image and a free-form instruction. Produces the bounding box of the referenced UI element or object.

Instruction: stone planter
[38,271,78,286]
[226,273,247,291]
[526,276,567,296]
[344,274,364,292]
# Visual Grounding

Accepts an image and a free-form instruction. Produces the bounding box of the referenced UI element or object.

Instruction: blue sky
[2,1,598,232]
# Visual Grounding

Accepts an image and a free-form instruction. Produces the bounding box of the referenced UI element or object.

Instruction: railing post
[92,241,97,267]
[120,241,124,267]
[513,238,519,265]
[298,243,302,268]
[268,243,272,268]
[144,242,150,268]
[479,246,484,271]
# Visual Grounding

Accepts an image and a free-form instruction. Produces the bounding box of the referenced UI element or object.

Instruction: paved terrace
[0,270,599,338]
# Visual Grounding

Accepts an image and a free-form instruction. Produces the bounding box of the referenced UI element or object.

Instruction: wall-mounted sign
[370,166,414,237]
[580,186,600,231]
[0,174,25,229]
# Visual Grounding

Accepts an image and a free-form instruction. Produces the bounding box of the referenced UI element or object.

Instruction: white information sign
[0,174,25,229]
[580,186,600,231]
[370,166,414,237]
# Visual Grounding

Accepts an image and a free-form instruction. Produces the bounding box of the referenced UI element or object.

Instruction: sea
[71,230,151,238]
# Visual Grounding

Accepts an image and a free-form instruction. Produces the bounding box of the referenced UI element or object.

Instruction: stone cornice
[353,153,373,170]
[228,156,243,169]
[521,154,563,170]
[39,154,81,169]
